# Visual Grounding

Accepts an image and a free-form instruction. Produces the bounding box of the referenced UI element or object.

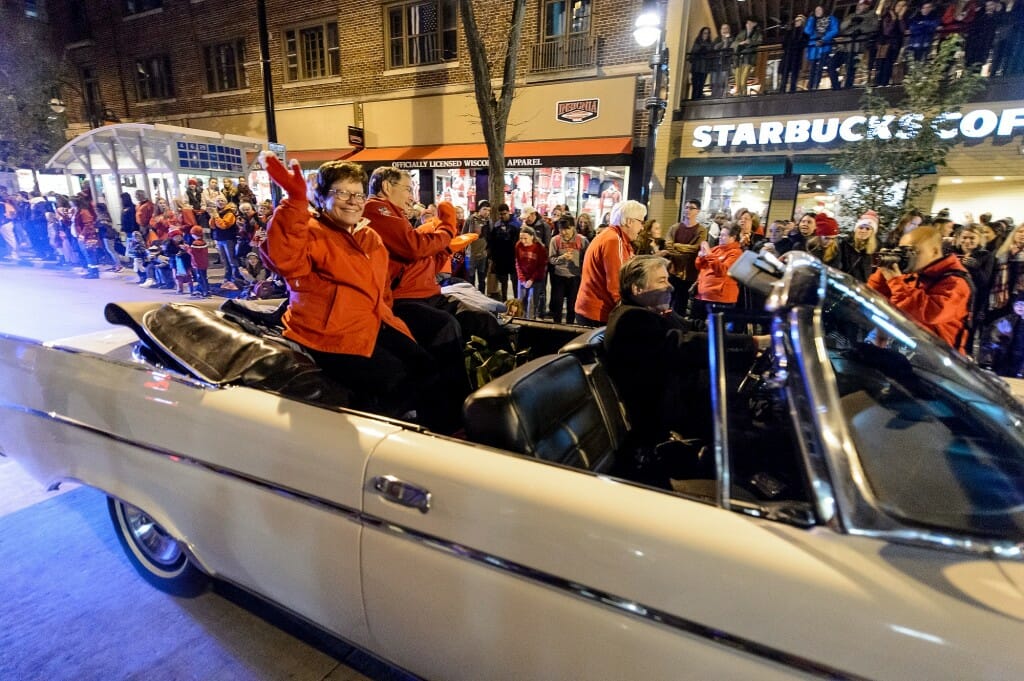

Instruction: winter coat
[515,241,548,284]
[696,241,742,303]
[712,35,736,71]
[733,26,763,66]
[575,225,636,323]
[210,207,238,242]
[261,198,414,357]
[838,10,880,53]
[836,238,875,283]
[187,239,209,270]
[805,13,840,61]
[867,254,972,352]
[364,196,456,300]
[690,36,716,73]
[907,11,941,50]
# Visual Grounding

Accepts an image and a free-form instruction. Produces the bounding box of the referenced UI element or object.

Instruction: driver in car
[605,255,766,450]
[258,152,436,419]
[868,225,972,353]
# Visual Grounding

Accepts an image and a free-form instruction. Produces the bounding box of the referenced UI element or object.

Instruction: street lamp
[635,0,668,209]
[48,97,66,115]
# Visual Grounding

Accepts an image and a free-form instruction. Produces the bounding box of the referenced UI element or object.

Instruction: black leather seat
[463,354,617,473]
[558,327,629,452]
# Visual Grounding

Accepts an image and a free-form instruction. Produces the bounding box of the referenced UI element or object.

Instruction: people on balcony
[805,5,840,90]
[965,0,1001,69]
[907,1,941,61]
[710,23,736,98]
[690,27,715,100]
[876,0,910,85]
[831,0,879,89]
[733,17,763,96]
[779,14,808,94]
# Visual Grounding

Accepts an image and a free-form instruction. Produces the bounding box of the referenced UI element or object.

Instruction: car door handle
[372,475,431,513]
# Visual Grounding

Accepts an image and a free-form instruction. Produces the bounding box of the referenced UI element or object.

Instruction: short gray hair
[619,255,669,299]
[610,200,646,227]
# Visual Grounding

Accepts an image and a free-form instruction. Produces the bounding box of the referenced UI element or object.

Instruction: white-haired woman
[575,199,645,326]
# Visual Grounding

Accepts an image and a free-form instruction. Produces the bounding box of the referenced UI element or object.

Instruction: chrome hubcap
[121,503,183,567]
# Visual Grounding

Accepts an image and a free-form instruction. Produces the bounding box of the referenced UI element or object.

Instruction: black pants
[690,72,707,99]
[394,296,472,433]
[549,274,581,324]
[670,274,694,317]
[575,313,603,328]
[304,324,434,418]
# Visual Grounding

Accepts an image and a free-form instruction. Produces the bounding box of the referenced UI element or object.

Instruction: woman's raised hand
[259,151,307,200]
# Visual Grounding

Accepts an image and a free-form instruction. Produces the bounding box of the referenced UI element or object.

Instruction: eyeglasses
[327,189,367,203]
[388,181,413,194]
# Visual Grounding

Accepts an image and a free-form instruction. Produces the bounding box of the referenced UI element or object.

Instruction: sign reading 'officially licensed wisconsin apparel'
[556,99,600,124]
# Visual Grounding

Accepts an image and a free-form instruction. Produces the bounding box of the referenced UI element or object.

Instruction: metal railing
[530,35,597,73]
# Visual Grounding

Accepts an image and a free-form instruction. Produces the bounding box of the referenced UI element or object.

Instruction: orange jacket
[575,226,635,323]
[696,241,742,303]
[260,197,413,357]
[365,197,456,300]
[868,254,971,352]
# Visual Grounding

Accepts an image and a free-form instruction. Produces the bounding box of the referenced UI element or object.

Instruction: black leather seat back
[463,354,615,473]
[584,361,630,452]
[558,326,607,365]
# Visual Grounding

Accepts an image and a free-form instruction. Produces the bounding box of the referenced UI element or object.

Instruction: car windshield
[816,267,1024,541]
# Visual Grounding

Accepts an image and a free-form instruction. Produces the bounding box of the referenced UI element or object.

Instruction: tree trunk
[458,0,527,207]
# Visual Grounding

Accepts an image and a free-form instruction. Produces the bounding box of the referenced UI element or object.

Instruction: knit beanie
[815,213,839,237]
[858,210,879,230]
[190,225,204,237]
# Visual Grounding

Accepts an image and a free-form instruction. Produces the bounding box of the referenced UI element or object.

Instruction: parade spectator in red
[575,199,645,326]
[695,225,743,314]
[807,213,841,267]
[259,152,435,418]
[72,194,102,279]
[185,226,210,297]
[868,226,972,352]
[134,190,154,241]
[514,225,548,319]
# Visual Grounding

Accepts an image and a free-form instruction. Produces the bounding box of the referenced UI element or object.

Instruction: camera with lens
[875,245,916,271]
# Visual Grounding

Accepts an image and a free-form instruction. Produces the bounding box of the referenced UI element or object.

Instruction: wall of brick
[42,0,652,152]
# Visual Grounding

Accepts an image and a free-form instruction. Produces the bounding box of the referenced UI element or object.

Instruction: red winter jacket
[868,254,971,352]
[696,241,742,303]
[365,197,456,300]
[575,226,635,323]
[515,241,548,283]
[261,197,413,357]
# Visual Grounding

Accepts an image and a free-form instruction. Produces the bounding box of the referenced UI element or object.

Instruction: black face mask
[633,286,673,312]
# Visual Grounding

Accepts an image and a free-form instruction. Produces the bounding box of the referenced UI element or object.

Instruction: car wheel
[107,496,209,597]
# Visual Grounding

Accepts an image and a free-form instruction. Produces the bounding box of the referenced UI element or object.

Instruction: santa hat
[858,210,879,230]
[187,178,199,187]
[815,213,839,237]
[167,227,183,240]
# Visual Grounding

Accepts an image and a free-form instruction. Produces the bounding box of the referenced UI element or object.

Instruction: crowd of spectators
[688,0,1024,98]
[0,177,280,299]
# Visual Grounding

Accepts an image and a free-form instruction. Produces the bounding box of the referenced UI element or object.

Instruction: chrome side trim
[4,401,875,678]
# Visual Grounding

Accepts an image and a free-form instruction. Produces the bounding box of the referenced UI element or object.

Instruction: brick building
[34,0,668,220]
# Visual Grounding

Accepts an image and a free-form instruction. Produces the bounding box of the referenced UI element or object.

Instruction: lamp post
[634,0,668,209]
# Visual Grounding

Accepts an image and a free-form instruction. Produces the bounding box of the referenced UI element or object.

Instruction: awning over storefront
[344,137,633,169]
[667,156,788,177]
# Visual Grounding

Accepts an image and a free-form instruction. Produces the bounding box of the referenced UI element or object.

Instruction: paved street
[0,261,400,681]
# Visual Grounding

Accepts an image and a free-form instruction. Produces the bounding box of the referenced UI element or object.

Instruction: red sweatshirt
[515,241,548,283]
[364,197,456,300]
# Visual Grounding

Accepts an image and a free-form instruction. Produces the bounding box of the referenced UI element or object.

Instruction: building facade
[35,0,658,219]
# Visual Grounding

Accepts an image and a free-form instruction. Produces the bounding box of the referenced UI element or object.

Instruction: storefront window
[682,175,773,221]
[433,168,479,214]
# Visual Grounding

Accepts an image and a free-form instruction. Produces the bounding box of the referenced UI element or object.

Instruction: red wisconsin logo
[556,99,600,124]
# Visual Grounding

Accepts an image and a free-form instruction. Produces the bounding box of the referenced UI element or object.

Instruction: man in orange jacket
[364,166,470,431]
[868,225,972,353]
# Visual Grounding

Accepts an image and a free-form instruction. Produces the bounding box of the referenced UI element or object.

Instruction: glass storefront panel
[681,175,773,222]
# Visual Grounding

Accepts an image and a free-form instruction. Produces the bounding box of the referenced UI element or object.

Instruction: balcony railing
[530,35,597,73]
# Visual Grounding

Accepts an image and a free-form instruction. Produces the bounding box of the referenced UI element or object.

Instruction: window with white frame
[204,40,247,92]
[282,21,340,82]
[385,0,457,69]
[134,55,174,101]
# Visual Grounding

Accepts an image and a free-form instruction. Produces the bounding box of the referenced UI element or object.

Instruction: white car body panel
[0,336,401,649]
[362,431,1024,680]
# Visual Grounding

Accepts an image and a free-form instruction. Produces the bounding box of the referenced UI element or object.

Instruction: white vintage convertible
[1,251,1023,680]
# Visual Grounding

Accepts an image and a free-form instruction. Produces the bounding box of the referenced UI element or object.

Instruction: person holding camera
[868,226,972,353]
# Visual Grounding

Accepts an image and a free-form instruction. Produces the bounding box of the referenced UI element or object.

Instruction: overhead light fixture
[994,176,1005,180]
[951,178,963,184]
[633,8,661,47]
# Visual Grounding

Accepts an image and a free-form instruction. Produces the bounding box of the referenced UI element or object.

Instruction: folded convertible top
[104,300,350,405]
